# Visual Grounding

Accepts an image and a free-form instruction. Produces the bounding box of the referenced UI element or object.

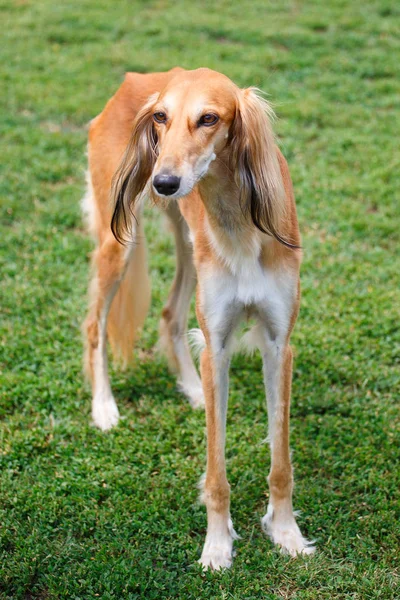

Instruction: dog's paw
[199,547,233,571]
[92,397,119,431]
[199,518,238,570]
[188,387,205,410]
[179,381,205,410]
[262,506,316,557]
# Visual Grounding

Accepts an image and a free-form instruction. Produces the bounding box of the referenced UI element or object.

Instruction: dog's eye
[199,113,219,127]
[153,112,167,123]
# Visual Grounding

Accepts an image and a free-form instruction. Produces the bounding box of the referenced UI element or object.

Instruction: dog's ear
[229,88,297,248]
[111,94,159,244]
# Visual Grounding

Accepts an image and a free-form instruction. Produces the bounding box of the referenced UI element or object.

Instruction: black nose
[153,173,181,196]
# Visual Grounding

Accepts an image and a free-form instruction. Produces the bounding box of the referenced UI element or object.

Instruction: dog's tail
[107,220,151,367]
[188,325,262,359]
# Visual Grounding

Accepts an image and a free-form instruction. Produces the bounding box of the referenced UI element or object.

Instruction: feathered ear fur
[229,88,297,248]
[111,94,159,244]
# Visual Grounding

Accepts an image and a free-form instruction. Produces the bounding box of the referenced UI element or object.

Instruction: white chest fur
[199,224,297,341]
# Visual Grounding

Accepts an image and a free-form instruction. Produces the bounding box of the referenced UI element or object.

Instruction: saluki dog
[82,67,315,569]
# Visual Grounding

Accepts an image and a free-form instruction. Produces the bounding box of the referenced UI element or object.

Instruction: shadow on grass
[111,354,184,408]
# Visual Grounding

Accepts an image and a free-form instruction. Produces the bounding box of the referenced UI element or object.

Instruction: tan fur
[268,345,293,498]
[107,221,151,366]
[83,70,181,379]
[200,347,230,510]
[83,67,314,565]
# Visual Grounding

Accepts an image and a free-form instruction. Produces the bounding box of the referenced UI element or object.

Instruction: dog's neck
[198,157,264,267]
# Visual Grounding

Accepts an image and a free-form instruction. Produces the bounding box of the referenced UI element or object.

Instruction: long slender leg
[84,235,131,430]
[159,202,204,408]
[260,333,315,555]
[198,344,238,569]
[197,277,242,570]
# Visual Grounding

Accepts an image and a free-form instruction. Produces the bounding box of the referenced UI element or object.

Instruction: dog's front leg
[195,280,241,570]
[198,340,238,570]
[260,336,316,556]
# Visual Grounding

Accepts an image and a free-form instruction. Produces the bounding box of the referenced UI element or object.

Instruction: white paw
[199,547,233,571]
[92,396,120,431]
[179,382,205,410]
[199,519,238,570]
[262,505,316,557]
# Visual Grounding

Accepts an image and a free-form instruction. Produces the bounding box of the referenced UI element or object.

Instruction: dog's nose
[153,173,181,196]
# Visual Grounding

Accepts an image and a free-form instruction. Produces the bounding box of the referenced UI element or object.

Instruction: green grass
[1,0,399,597]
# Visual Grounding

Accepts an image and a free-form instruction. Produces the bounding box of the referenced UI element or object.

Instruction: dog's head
[112,68,291,246]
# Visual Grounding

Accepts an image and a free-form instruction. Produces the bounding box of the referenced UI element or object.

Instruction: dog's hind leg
[84,235,130,430]
[83,200,150,430]
[159,202,204,409]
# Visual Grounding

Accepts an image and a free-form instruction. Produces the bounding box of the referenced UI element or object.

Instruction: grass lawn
[1,0,399,598]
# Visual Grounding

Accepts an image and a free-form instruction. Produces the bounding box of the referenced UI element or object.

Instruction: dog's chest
[198,224,297,335]
[212,236,280,305]
[230,257,270,305]
[201,254,295,334]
